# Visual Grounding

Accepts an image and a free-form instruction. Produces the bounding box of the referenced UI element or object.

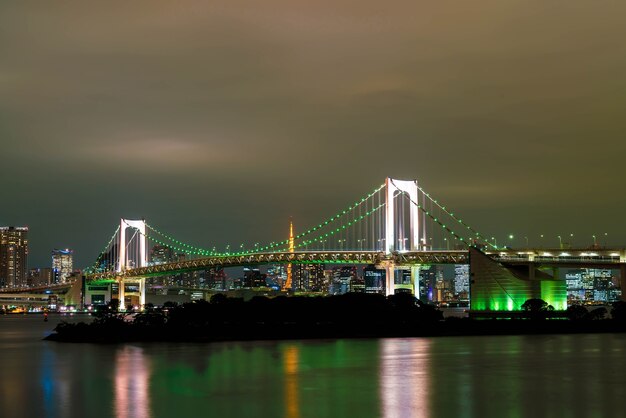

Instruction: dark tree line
[51,293,443,342]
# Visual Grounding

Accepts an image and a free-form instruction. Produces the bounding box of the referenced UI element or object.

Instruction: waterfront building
[52,248,73,283]
[0,226,29,287]
[470,248,567,312]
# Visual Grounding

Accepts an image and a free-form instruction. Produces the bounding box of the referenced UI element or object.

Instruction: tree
[521,298,553,320]
[611,301,626,321]
[521,299,549,312]
[566,304,588,321]
[210,293,227,304]
[587,307,607,321]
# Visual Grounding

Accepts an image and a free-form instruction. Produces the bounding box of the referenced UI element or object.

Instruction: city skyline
[2,1,626,267]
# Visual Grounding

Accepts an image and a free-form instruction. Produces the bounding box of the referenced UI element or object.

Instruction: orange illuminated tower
[284,220,294,290]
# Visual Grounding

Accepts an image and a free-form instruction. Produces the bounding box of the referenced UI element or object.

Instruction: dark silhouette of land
[45,294,626,343]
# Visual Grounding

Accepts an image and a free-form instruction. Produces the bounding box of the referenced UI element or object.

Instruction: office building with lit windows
[0,226,29,287]
[52,248,73,283]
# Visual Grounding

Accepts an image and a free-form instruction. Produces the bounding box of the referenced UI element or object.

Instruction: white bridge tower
[116,218,147,310]
[382,178,425,297]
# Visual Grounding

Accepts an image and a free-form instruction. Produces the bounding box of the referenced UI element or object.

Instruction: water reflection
[283,345,300,418]
[380,338,431,418]
[114,346,152,418]
[3,316,626,418]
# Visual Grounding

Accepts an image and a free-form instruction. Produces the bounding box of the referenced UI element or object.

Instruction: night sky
[2,1,626,267]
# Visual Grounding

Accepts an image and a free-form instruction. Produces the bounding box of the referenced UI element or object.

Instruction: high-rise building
[52,249,73,283]
[419,265,439,302]
[363,266,385,294]
[28,267,53,287]
[243,267,266,288]
[566,268,620,303]
[293,264,325,292]
[0,226,29,287]
[330,266,357,294]
[454,264,470,296]
[150,245,175,264]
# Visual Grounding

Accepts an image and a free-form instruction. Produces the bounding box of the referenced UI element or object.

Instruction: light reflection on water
[380,338,431,418]
[115,346,151,418]
[2,315,626,418]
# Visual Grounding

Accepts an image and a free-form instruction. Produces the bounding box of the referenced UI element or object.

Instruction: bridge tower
[284,220,294,291]
[117,219,147,310]
[383,178,423,297]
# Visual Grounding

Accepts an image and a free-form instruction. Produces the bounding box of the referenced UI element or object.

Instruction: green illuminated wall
[540,279,567,311]
[469,248,567,312]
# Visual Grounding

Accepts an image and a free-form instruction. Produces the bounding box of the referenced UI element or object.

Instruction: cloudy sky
[2,1,625,267]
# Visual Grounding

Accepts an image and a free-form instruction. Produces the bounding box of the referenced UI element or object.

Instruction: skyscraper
[363,266,386,294]
[52,248,73,283]
[150,245,175,264]
[0,226,29,287]
[28,267,52,287]
[454,264,470,296]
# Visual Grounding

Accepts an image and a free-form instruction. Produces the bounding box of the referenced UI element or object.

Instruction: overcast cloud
[1,1,625,266]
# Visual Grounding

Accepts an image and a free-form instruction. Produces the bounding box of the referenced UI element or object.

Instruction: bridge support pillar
[384,262,395,296]
[619,263,626,302]
[411,265,421,298]
[139,278,146,308]
[118,278,125,311]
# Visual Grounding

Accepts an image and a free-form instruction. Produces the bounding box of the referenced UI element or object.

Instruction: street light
[524,236,529,247]
[491,237,497,248]
[444,237,449,250]
[558,236,562,249]
[593,235,597,246]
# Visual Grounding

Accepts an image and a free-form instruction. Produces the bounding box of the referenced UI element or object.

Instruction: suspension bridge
[3,178,626,311]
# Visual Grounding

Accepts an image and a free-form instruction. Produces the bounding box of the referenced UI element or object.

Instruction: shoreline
[44,318,626,344]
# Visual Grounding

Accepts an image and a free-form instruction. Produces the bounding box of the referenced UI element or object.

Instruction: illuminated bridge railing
[0,281,75,294]
[486,248,626,266]
[494,255,622,264]
[87,250,471,280]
